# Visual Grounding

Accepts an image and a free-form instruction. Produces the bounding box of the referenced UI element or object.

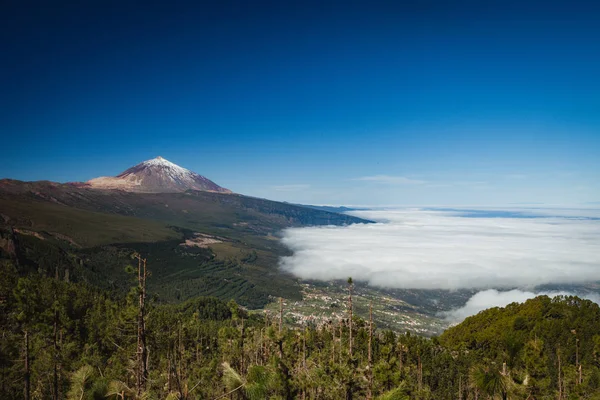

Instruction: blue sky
[2,0,599,205]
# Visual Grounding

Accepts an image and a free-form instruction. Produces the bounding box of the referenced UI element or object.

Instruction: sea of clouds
[279,207,600,321]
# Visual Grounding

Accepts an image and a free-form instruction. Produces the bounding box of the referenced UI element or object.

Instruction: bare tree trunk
[142,259,148,384]
[279,297,283,333]
[265,328,270,362]
[303,327,307,370]
[178,322,185,400]
[302,328,307,400]
[332,323,336,364]
[576,338,579,370]
[367,302,373,400]
[196,324,200,364]
[368,303,373,364]
[417,354,423,391]
[265,311,269,329]
[240,318,245,373]
[576,337,581,384]
[347,278,353,358]
[172,342,183,400]
[265,312,270,360]
[137,256,142,396]
[53,309,59,400]
[557,348,562,400]
[398,343,403,371]
[135,255,148,396]
[24,330,30,400]
[339,320,343,363]
[259,328,264,365]
[167,348,172,394]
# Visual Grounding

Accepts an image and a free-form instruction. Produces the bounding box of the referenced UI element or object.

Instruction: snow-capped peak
[134,156,192,175]
[86,156,231,194]
[140,156,182,169]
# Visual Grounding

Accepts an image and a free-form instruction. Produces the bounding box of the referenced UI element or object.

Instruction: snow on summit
[86,156,231,193]
[139,155,180,167]
[120,156,196,182]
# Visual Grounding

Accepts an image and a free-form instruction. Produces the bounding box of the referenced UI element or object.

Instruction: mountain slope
[0,179,368,239]
[85,156,231,193]
[0,178,371,308]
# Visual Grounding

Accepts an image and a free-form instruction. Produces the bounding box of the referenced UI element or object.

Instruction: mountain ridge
[0,178,371,229]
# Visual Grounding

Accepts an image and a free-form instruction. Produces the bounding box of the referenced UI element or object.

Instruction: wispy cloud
[271,184,311,192]
[505,174,528,180]
[354,174,492,188]
[354,175,426,185]
[557,172,578,178]
[425,181,488,188]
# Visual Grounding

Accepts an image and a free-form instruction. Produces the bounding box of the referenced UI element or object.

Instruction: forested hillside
[0,180,370,309]
[2,258,600,399]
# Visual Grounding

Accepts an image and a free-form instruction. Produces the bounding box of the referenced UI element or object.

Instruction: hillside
[0,179,370,308]
[2,265,599,399]
[0,179,367,236]
[441,295,600,363]
[440,295,600,398]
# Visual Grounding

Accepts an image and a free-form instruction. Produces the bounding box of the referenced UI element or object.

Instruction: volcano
[85,156,231,193]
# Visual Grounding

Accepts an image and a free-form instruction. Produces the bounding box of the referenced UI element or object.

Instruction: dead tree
[240,318,245,373]
[24,330,30,400]
[53,309,59,400]
[303,327,307,370]
[576,337,579,372]
[367,302,373,400]
[557,347,562,400]
[332,322,336,364]
[417,354,423,391]
[347,277,353,358]
[279,297,283,333]
[134,254,148,397]
[339,319,343,363]
[398,342,404,371]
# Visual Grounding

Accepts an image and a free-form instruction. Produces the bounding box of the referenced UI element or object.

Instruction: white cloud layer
[279,208,600,290]
[442,289,600,322]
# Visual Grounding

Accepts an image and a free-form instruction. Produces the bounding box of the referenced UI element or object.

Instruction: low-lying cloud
[442,289,600,322]
[279,208,600,290]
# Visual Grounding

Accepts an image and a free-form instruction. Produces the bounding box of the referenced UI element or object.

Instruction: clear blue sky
[2,0,599,205]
